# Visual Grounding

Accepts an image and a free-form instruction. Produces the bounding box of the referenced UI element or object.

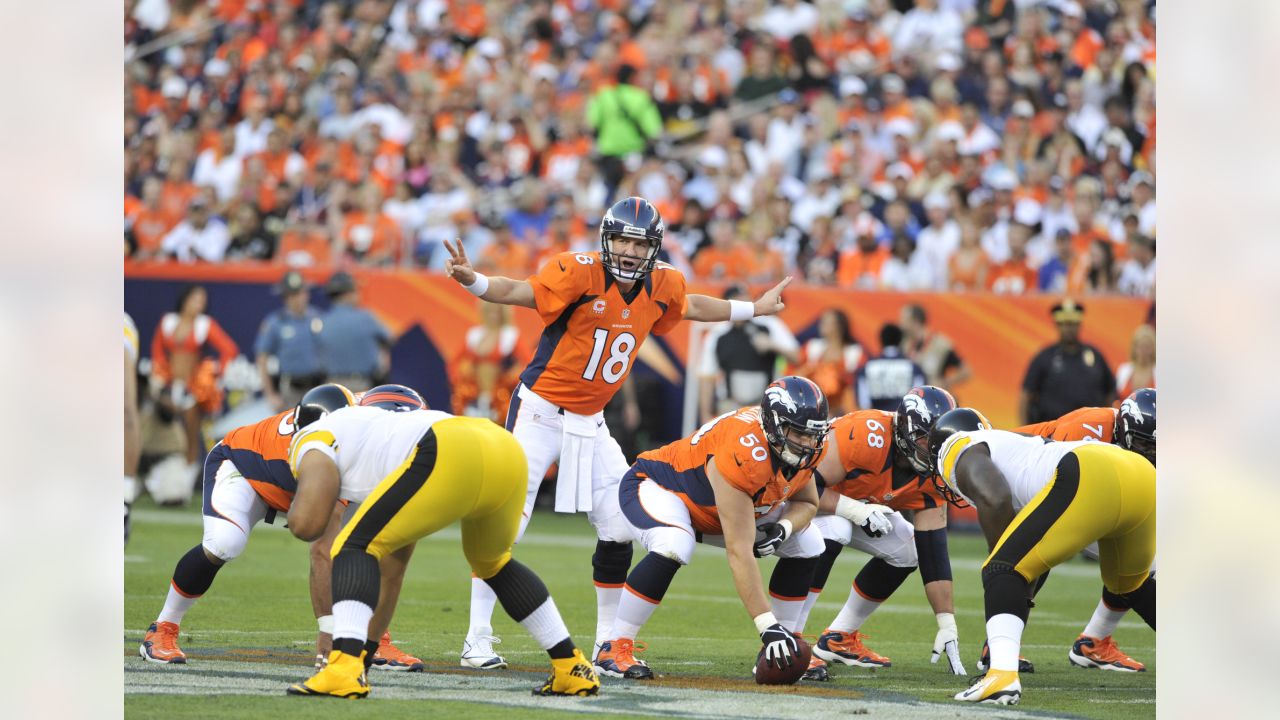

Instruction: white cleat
[955,669,1021,705]
[460,632,508,670]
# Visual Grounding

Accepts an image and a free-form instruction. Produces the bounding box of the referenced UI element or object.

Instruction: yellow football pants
[330,416,528,580]
[985,443,1156,595]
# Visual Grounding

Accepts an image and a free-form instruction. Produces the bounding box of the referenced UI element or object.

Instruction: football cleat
[460,631,508,670]
[801,653,830,682]
[976,641,1034,673]
[1068,634,1146,672]
[594,638,654,679]
[371,632,424,672]
[955,669,1020,704]
[287,650,369,699]
[534,648,601,696]
[814,630,891,668]
[139,622,187,664]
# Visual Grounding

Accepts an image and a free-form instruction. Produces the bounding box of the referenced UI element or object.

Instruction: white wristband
[464,272,490,297]
[935,612,957,632]
[778,518,793,541]
[753,611,780,635]
[729,299,755,322]
[317,614,334,634]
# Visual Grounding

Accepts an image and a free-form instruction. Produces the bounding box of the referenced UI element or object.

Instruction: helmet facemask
[894,419,933,476]
[601,230,661,281]
[765,414,830,472]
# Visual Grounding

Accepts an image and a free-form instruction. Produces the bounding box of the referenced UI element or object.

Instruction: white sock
[793,590,821,635]
[333,599,374,647]
[611,586,660,640]
[1082,598,1128,639]
[519,597,572,651]
[828,584,882,633]
[157,582,198,625]
[469,576,498,638]
[595,583,623,649]
[985,613,1026,672]
[770,593,807,633]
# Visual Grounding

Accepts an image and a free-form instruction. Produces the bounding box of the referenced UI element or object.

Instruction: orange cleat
[1069,634,1146,672]
[139,622,187,664]
[594,638,654,679]
[371,632,424,672]
[814,630,891,668]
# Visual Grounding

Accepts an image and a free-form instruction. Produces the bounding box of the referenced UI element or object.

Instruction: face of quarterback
[606,234,656,276]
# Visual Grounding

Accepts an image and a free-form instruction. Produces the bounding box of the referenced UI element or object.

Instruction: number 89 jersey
[521,251,688,415]
[827,409,944,511]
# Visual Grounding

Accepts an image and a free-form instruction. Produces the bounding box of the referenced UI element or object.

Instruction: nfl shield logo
[622,309,631,319]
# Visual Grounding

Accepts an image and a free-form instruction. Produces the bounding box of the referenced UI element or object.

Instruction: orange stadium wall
[124,261,1151,430]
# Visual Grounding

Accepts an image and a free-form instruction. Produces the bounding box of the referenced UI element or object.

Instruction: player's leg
[459,422,598,697]
[598,474,696,679]
[792,515,851,636]
[141,459,267,664]
[463,387,559,669]
[587,427,636,657]
[368,543,425,671]
[770,519,827,680]
[816,512,915,669]
[1096,448,1157,628]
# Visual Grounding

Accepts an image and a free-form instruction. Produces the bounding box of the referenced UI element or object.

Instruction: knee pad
[644,527,694,565]
[202,519,249,563]
[592,540,633,584]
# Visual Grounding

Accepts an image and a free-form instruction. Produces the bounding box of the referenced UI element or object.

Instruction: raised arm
[684,277,792,322]
[443,238,536,309]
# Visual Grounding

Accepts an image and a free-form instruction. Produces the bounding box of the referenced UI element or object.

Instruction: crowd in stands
[125,0,1155,297]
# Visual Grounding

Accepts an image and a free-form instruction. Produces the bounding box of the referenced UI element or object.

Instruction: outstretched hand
[752,276,792,317]
[443,238,476,286]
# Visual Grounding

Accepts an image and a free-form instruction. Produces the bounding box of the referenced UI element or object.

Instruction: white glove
[835,495,893,537]
[930,612,965,675]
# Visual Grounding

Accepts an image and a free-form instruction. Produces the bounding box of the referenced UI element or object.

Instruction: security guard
[319,271,391,393]
[256,270,326,411]
[1019,299,1114,424]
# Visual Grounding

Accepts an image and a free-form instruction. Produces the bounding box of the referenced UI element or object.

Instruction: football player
[796,386,966,681]
[594,377,830,679]
[139,384,423,671]
[1016,388,1156,673]
[443,196,791,668]
[927,408,1155,705]
[284,388,599,699]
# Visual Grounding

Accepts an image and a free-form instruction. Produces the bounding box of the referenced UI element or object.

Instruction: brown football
[753,636,812,685]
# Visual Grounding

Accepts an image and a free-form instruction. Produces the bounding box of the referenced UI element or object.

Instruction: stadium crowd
[125,0,1155,297]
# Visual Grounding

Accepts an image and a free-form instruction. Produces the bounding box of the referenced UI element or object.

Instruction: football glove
[835,496,893,538]
[753,519,793,558]
[759,623,799,670]
[930,612,965,675]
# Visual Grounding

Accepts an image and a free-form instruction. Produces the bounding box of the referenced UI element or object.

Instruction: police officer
[255,270,325,411]
[319,271,391,393]
[1020,299,1115,424]
[855,323,927,411]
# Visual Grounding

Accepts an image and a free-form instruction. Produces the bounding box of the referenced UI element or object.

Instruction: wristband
[317,614,334,634]
[464,272,490,297]
[935,612,957,633]
[777,518,793,541]
[729,299,754,322]
[753,611,780,635]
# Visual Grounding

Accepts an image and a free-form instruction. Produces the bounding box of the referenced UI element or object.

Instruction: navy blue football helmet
[894,386,957,476]
[760,376,831,472]
[294,383,355,429]
[359,384,426,412]
[1116,388,1156,465]
[600,196,664,280]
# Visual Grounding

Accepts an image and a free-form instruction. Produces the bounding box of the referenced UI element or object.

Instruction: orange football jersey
[825,409,943,511]
[211,409,298,511]
[1016,406,1118,443]
[634,406,816,534]
[521,251,688,415]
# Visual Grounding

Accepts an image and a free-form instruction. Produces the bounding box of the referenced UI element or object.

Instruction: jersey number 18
[582,329,636,384]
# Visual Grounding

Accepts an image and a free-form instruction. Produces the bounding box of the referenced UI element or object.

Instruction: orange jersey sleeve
[528,252,595,326]
[1017,407,1117,443]
[648,262,689,336]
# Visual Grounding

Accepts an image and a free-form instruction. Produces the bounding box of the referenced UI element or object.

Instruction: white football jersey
[289,405,453,502]
[938,429,1088,510]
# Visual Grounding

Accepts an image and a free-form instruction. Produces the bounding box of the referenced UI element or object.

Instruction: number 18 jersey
[521,251,688,415]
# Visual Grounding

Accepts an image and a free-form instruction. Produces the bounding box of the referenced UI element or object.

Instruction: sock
[519,598,574,654]
[612,552,681,639]
[330,549,381,658]
[828,584,882,633]
[793,590,822,635]
[985,614,1026,672]
[332,600,374,656]
[769,556,819,633]
[157,545,223,625]
[794,540,844,634]
[827,558,914,633]
[592,541,632,649]
[362,638,379,669]
[469,576,499,638]
[548,637,576,660]
[1082,598,1128,639]
[484,559,577,658]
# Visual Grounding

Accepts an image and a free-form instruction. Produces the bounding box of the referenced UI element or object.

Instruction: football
[753,636,812,685]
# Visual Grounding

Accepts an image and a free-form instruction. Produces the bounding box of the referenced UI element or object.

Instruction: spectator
[837,217,890,289]
[319,271,392,393]
[900,303,971,391]
[1117,234,1156,298]
[692,216,740,281]
[916,191,960,288]
[879,233,933,291]
[759,0,819,42]
[339,183,402,266]
[224,203,275,261]
[893,0,964,64]
[734,43,788,102]
[698,284,800,422]
[795,308,865,416]
[987,220,1038,295]
[1020,299,1115,424]
[947,219,990,291]
[855,323,926,412]
[1038,229,1077,293]
[1083,237,1118,294]
[741,219,787,284]
[451,302,525,425]
[160,196,231,263]
[1115,323,1156,400]
[1128,170,1156,236]
[254,271,325,412]
[129,177,173,259]
[586,64,662,199]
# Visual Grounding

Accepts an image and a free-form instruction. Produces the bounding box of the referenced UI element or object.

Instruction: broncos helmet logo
[902,392,931,423]
[765,385,798,414]
[1121,397,1145,428]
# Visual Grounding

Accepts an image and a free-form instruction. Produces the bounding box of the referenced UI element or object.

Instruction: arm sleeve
[527,254,590,326]
[650,270,689,336]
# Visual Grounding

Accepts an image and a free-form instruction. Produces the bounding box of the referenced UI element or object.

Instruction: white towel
[556,410,598,513]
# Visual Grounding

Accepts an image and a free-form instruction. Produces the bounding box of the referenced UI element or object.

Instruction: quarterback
[443,196,790,668]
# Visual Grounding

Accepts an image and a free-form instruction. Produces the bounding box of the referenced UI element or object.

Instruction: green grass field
[124,501,1153,719]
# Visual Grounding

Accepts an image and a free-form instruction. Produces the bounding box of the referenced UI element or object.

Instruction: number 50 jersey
[520,251,687,415]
